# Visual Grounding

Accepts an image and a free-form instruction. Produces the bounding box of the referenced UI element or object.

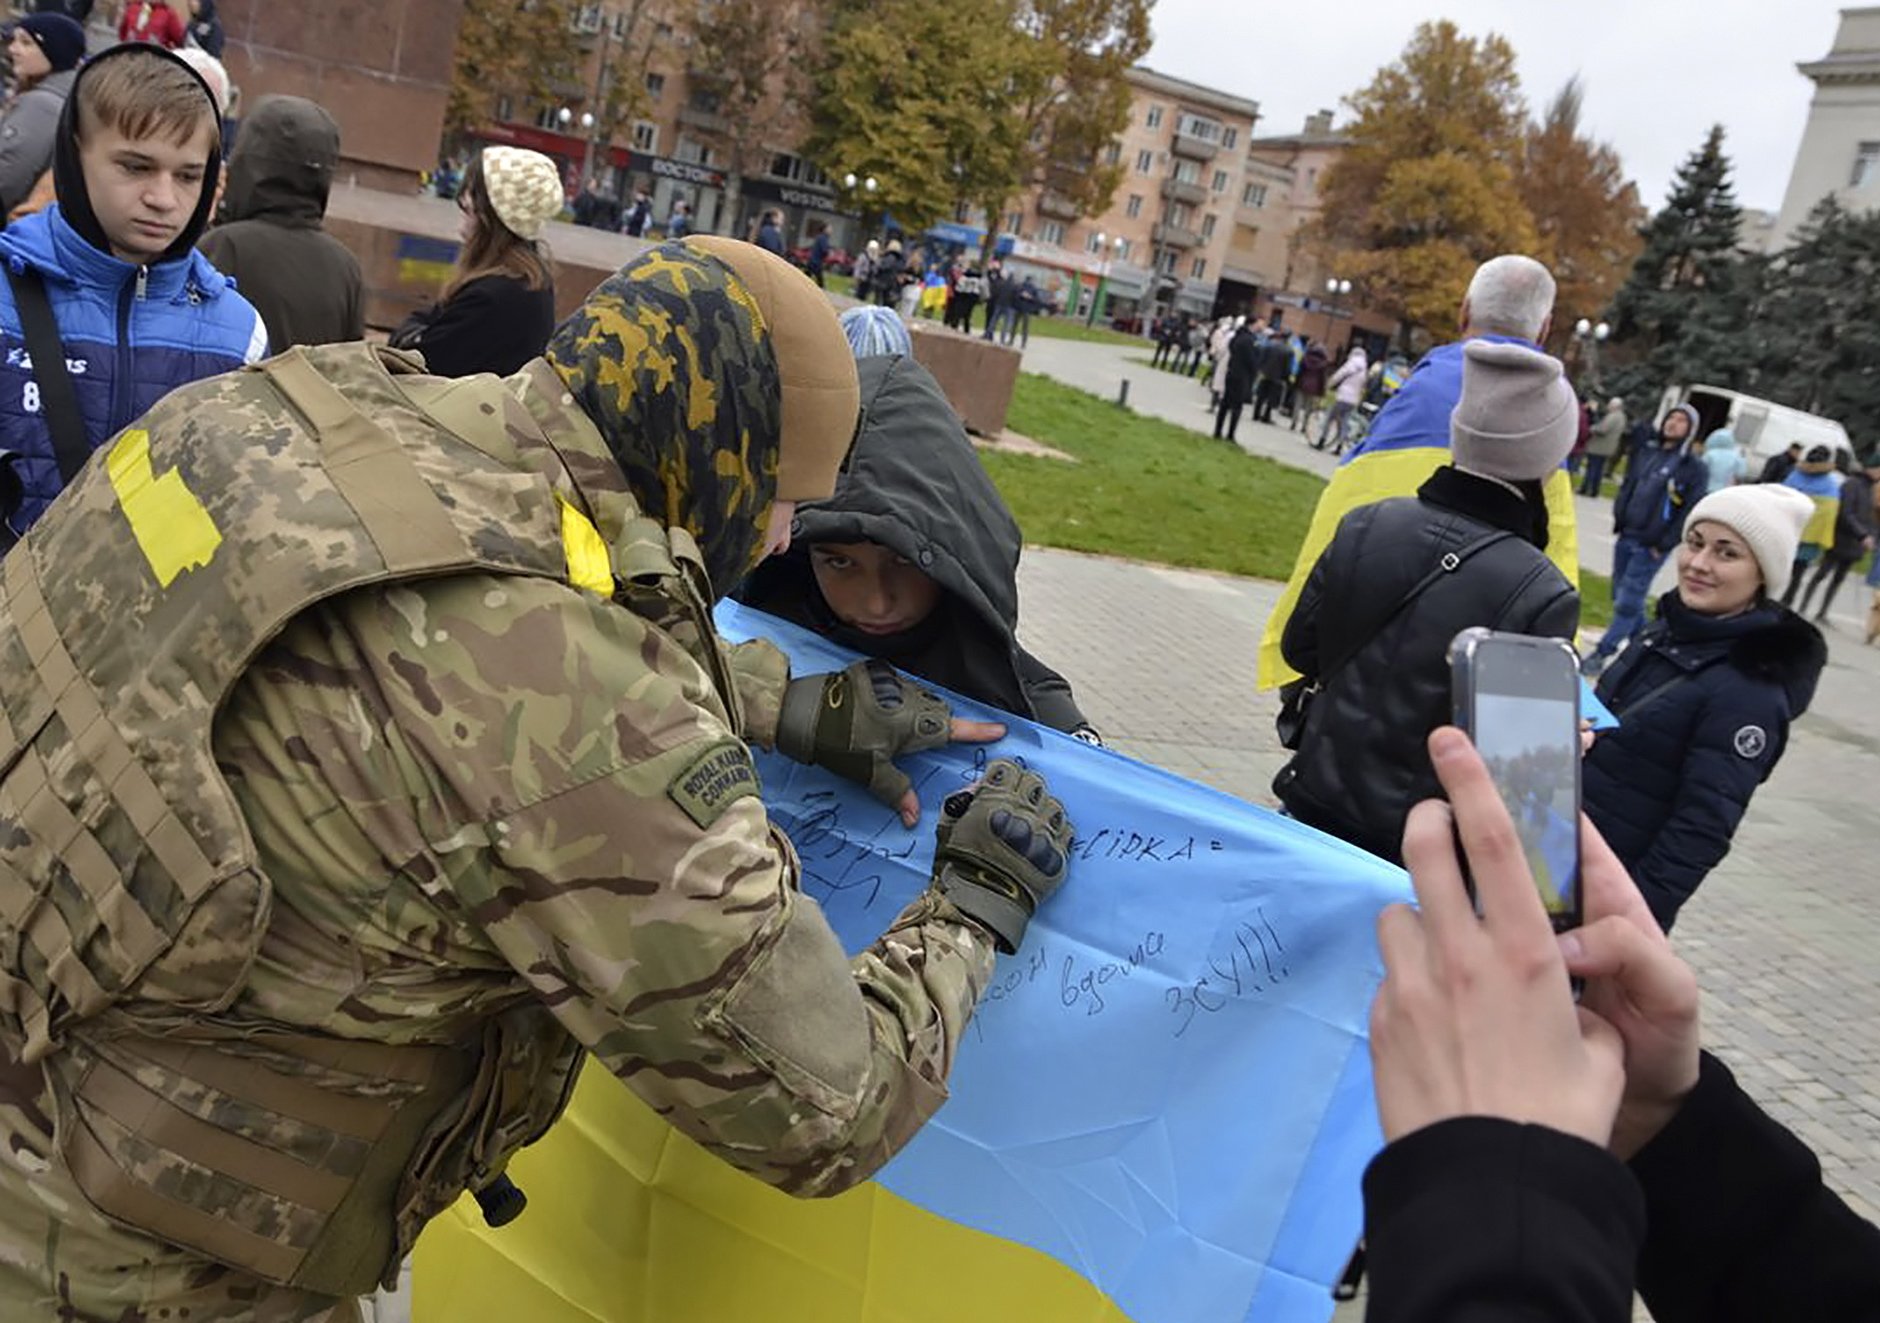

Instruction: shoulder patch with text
[668,738,761,828]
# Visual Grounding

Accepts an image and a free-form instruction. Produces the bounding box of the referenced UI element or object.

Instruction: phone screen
[1467,645,1581,921]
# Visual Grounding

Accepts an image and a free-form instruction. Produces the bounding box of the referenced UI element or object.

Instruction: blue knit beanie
[17,13,86,73]
[839,305,912,360]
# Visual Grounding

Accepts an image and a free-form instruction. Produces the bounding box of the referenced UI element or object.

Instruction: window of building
[572,3,602,34]
[533,103,562,131]
[1167,200,1193,228]
[1040,220,1067,246]
[1200,213,1217,239]
[1105,142,1122,166]
[1242,181,1268,208]
[1086,232,1107,254]
[1117,238,1132,260]
[688,88,722,115]
[1146,104,1165,129]
[1007,211,1025,235]
[767,154,832,187]
[631,120,658,152]
[1224,126,1238,150]
[1176,113,1223,143]
[1136,149,1154,173]
[645,71,666,99]
[1174,159,1201,185]
[1853,142,1880,189]
[1212,169,1229,193]
[1156,249,1178,275]
[1191,257,1207,280]
[495,94,515,122]
[1125,193,1143,218]
[676,137,712,165]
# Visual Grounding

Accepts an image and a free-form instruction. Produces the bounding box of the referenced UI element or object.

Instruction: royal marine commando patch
[667,738,761,828]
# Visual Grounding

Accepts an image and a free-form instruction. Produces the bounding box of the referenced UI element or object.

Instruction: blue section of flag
[719,603,1416,1323]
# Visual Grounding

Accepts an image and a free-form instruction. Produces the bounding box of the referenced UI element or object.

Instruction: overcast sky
[1145,0,1850,215]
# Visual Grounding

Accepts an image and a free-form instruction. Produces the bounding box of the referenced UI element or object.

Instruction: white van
[1656,384,1854,467]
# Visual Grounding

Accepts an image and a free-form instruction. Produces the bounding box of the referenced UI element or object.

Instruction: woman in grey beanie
[1274,341,1581,862]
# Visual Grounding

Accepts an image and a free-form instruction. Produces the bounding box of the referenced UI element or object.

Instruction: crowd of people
[0,13,1872,1321]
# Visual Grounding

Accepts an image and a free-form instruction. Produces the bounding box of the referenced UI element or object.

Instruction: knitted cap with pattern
[481,147,563,241]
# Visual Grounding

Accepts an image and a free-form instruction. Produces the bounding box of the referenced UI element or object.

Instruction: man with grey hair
[1257,253,1584,690]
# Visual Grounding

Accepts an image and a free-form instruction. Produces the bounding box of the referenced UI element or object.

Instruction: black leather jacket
[1274,467,1580,861]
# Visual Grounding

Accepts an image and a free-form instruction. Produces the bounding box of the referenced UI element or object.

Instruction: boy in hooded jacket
[198,95,364,351]
[0,43,266,540]
[736,352,1099,743]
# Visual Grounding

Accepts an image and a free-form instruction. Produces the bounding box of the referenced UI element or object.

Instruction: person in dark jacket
[1364,726,1880,1323]
[570,180,620,231]
[198,96,364,351]
[1291,340,1329,434]
[736,352,1097,742]
[185,0,223,56]
[753,208,785,256]
[872,239,907,308]
[0,13,82,217]
[804,218,831,287]
[1274,341,1580,863]
[621,188,652,237]
[1251,328,1290,424]
[1583,403,1710,674]
[1795,453,1875,621]
[390,146,561,378]
[1584,483,1825,929]
[1759,440,1803,484]
[1212,319,1257,442]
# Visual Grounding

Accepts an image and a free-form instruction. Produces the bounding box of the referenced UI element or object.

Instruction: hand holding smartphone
[1448,628,1584,934]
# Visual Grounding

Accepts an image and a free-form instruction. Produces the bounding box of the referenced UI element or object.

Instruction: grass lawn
[981,373,1617,627]
[983,374,1322,580]
[1021,316,1151,348]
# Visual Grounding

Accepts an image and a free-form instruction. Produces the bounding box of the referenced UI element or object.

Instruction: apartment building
[1002,67,1261,321]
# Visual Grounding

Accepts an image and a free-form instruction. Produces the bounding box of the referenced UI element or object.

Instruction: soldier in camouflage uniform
[0,237,1073,1321]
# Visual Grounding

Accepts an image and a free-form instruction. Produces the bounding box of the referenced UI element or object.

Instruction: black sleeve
[1280,541,1333,681]
[404,280,506,378]
[1632,1052,1880,1321]
[1364,1118,1644,1323]
[1014,647,1094,738]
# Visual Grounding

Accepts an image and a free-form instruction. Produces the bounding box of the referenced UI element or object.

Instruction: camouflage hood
[545,245,782,597]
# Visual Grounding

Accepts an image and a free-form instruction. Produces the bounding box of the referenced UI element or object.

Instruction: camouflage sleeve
[350,574,994,1195]
[726,636,790,749]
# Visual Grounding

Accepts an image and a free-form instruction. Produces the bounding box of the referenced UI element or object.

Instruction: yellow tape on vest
[107,428,223,588]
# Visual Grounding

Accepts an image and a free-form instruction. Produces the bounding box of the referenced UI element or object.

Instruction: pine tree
[1603,125,1745,406]
[1757,196,1880,428]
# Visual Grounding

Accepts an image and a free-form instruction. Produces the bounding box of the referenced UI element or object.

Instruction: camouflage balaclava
[545,245,783,596]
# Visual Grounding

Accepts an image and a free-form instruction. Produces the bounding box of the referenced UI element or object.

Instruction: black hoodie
[197,95,364,350]
[736,354,1094,736]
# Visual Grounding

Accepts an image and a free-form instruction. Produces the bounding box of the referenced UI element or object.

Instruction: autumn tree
[805,0,1038,234]
[995,0,1153,225]
[1604,126,1746,404]
[1518,78,1644,357]
[1308,21,1540,334]
[687,0,828,234]
[446,0,583,140]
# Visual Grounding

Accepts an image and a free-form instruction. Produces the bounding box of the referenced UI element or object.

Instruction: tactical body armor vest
[0,344,736,1296]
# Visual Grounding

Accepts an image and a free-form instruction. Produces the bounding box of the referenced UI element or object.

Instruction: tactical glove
[932,760,1072,954]
[776,658,954,809]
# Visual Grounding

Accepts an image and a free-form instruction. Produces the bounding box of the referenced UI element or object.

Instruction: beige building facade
[1768,6,1880,252]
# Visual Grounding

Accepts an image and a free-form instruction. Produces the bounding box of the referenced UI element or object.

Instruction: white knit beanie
[1682,484,1814,599]
[481,147,564,241]
[1449,340,1579,481]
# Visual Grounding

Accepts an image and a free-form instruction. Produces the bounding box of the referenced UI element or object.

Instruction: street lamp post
[1085,233,1126,326]
[841,171,879,248]
[1573,317,1611,392]
[1324,277,1352,344]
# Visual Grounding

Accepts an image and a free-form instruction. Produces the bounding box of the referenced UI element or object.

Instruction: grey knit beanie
[1449,340,1579,481]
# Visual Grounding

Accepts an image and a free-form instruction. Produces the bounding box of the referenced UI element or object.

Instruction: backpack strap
[1319,530,1518,684]
[5,264,91,486]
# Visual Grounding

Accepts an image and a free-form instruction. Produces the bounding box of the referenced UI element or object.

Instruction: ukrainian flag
[1257,337,1582,690]
[1783,468,1842,553]
[413,607,1410,1323]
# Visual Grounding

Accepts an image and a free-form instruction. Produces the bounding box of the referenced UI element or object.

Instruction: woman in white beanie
[390,145,563,377]
[1584,483,1827,931]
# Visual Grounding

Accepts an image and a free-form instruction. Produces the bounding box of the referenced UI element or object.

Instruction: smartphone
[1448,628,1583,933]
